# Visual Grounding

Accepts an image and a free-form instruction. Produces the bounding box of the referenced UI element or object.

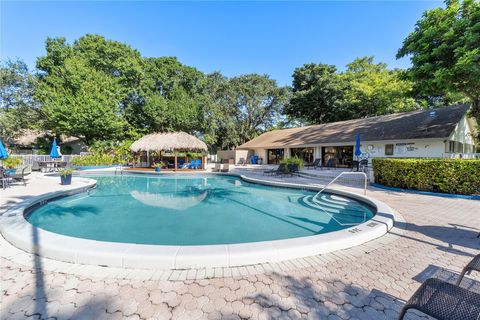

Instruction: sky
[1,1,442,86]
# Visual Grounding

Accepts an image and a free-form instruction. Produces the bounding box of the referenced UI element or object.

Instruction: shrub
[71,153,115,166]
[372,158,480,195]
[1,157,23,169]
[280,156,305,169]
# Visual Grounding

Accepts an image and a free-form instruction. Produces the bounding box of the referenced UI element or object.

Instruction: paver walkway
[1,172,479,319]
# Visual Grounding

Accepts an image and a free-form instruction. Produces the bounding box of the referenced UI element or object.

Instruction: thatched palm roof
[130,132,208,152]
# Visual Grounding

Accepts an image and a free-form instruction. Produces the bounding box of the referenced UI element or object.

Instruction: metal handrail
[312,172,367,202]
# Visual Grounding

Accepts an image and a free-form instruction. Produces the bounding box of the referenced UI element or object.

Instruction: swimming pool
[26,174,375,245]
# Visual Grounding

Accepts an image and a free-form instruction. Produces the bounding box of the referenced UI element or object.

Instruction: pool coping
[0,172,396,269]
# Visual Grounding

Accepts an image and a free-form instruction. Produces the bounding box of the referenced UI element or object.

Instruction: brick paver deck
[1,172,479,319]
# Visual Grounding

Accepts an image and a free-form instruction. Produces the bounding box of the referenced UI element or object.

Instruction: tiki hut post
[174,151,178,171]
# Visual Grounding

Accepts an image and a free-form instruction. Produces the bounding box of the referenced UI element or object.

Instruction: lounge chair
[212,163,221,172]
[187,160,195,169]
[398,278,480,320]
[194,159,201,170]
[456,253,480,285]
[305,158,321,170]
[8,167,30,186]
[286,164,300,176]
[263,164,285,176]
[221,163,229,172]
[178,159,185,168]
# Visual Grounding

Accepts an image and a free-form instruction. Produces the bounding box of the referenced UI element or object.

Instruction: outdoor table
[38,161,67,172]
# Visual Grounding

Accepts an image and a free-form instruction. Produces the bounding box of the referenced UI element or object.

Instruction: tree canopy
[0,59,42,141]
[285,57,418,124]
[397,0,480,121]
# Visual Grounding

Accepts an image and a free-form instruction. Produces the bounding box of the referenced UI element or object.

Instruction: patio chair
[187,160,195,169]
[212,163,221,172]
[398,278,480,320]
[238,158,247,166]
[456,254,480,285]
[263,164,285,176]
[194,159,201,170]
[8,166,30,186]
[322,158,337,170]
[274,163,290,176]
[0,169,10,189]
[351,160,360,172]
[32,161,40,171]
[221,163,229,173]
[179,159,185,168]
[286,164,300,177]
[305,158,321,170]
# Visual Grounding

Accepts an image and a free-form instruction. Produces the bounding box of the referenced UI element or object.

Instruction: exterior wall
[446,115,476,153]
[234,149,254,164]
[241,139,453,163]
[217,150,235,163]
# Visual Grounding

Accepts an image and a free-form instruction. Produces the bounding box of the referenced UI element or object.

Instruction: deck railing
[6,154,79,169]
[443,153,480,159]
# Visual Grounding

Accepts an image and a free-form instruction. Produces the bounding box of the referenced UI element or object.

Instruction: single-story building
[9,129,86,155]
[236,104,477,166]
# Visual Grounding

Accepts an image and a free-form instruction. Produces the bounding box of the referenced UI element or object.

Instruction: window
[267,149,284,164]
[290,147,314,164]
[445,141,455,153]
[385,144,394,156]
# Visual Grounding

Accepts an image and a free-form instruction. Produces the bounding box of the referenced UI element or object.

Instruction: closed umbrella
[354,134,362,160]
[49,138,61,159]
[0,140,8,160]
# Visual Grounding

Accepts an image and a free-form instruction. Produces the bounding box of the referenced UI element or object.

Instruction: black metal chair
[263,163,288,175]
[305,158,321,170]
[456,254,480,285]
[0,169,10,189]
[286,164,299,177]
[398,278,480,320]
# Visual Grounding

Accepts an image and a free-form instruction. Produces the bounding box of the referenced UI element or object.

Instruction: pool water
[26,175,375,245]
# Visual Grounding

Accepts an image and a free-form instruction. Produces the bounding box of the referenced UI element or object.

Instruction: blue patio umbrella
[0,140,8,159]
[354,134,362,159]
[49,138,61,159]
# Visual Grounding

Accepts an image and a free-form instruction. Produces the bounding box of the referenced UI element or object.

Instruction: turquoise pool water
[26,175,375,245]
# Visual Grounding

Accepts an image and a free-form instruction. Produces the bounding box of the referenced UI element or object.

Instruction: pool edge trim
[0,173,397,270]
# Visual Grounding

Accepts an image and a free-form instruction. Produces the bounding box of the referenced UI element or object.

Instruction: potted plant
[59,168,74,185]
[152,162,165,172]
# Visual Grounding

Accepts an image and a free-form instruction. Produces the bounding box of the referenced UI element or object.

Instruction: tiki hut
[130,132,208,170]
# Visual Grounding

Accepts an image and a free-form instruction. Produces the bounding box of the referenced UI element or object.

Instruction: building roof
[238,104,471,149]
[12,130,83,147]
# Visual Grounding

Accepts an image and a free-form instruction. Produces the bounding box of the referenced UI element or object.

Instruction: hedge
[372,158,480,195]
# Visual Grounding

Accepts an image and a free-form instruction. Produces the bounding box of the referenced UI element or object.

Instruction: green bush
[280,156,305,169]
[71,153,115,166]
[1,157,23,169]
[372,158,480,195]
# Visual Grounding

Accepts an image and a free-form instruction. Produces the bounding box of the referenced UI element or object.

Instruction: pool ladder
[114,165,124,175]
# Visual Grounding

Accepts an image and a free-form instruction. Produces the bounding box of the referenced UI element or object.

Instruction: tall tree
[227,74,290,145]
[36,35,143,143]
[286,57,417,124]
[126,57,207,133]
[285,63,345,124]
[0,59,41,140]
[341,57,417,118]
[397,0,480,122]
